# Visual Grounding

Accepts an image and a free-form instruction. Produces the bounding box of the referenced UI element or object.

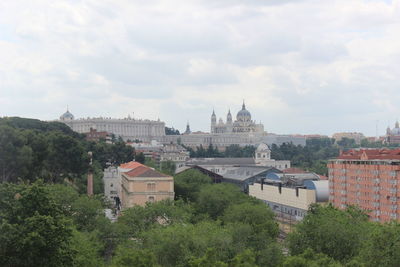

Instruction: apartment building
[328,149,400,222]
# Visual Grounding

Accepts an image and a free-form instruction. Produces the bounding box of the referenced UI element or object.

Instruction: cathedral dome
[60,110,74,121]
[236,102,251,121]
[256,143,270,152]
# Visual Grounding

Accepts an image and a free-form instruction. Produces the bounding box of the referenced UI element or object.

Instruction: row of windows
[330,169,398,176]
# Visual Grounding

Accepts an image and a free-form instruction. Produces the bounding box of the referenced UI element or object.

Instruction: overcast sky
[1,0,400,136]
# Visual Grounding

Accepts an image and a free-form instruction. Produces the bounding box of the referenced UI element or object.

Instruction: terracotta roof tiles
[337,148,400,160]
[119,161,144,169]
[124,166,171,178]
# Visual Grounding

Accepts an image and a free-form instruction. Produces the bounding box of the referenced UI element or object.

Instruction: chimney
[87,151,93,196]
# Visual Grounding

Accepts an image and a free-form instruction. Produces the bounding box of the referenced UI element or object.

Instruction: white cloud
[0,0,400,135]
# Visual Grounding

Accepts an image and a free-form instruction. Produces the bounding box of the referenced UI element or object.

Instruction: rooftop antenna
[376,120,379,141]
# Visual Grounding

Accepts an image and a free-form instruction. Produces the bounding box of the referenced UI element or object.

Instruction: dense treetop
[2,117,400,266]
[0,117,134,193]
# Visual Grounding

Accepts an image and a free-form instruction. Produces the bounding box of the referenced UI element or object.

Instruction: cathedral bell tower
[211,110,216,133]
[226,109,233,133]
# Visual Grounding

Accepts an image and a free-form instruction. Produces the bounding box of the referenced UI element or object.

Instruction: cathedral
[211,102,264,134]
[385,121,400,144]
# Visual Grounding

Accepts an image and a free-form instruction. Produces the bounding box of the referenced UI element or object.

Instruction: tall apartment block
[328,149,400,222]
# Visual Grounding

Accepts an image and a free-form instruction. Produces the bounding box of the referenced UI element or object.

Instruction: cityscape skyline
[1,0,400,136]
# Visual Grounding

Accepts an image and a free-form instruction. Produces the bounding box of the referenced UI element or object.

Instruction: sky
[1,0,400,136]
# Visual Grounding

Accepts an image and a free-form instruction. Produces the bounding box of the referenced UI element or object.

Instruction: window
[148,196,155,203]
[147,183,156,192]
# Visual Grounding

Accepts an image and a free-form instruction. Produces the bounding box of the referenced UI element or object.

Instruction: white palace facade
[58,110,165,142]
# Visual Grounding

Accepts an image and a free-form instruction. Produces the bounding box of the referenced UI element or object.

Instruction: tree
[142,221,234,267]
[0,126,33,182]
[287,204,371,263]
[222,202,279,245]
[135,152,145,164]
[117,200,193,238]
[70,230,104,267]
[189,248,228,267]
[0,181,75,267]
[165,127,180,135]
[358,222,400,267]
[195,184,248,220]
[283,248,342,267]
[112,247,159,267]
[337,137,357,148]
[174,169,212,201]
[159,160,176,176]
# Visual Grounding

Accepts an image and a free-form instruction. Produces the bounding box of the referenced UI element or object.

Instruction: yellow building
[121,165,174,208]
[249,179,328,221]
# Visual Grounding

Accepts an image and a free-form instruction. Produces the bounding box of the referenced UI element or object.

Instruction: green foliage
[112,246,159,267]
[0,181,75,267]
[71,230,104,267]
[222,202,279,243]
[224,145,256,158]
[117,200,193,238]
[87,140,135,169]
[165,126,180,135]
[189,248,228,267]
[142,221,234,267]
[174,169,212,201]
[358,222,400,267]
[195,183,248,219]
[270,139,339,175]
[185,144,256,158]
[230,249,258,267]
[336,137,357,148]
[0,126,33,182]
[0,116,80,137]
[135,152,146,163]
[0,117,133,190]
[159,160,176,176]
[283,248,342,267]
[287,204,371,262]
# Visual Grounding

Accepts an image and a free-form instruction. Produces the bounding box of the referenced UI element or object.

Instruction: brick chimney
[87,151,93,196]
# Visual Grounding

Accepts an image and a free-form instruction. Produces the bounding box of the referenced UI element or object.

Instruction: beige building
[121,165,174,208]
[249,179,328,221]
[332,132,365,145]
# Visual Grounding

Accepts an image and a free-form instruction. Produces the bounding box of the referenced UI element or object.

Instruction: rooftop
[223,166,278,181]
[124,166,171,178]
[119,161,145,170]
[188,157,255,166]
[336,148,400,160]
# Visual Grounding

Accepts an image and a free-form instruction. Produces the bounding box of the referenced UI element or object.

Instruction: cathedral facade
[211,102,264,134]
[385,121,400,145]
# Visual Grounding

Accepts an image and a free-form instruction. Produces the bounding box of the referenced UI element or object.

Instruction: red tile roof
[283,167,307,174]
[124,166,171,178]
[337,148,400,160]
[119,161,144,169]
